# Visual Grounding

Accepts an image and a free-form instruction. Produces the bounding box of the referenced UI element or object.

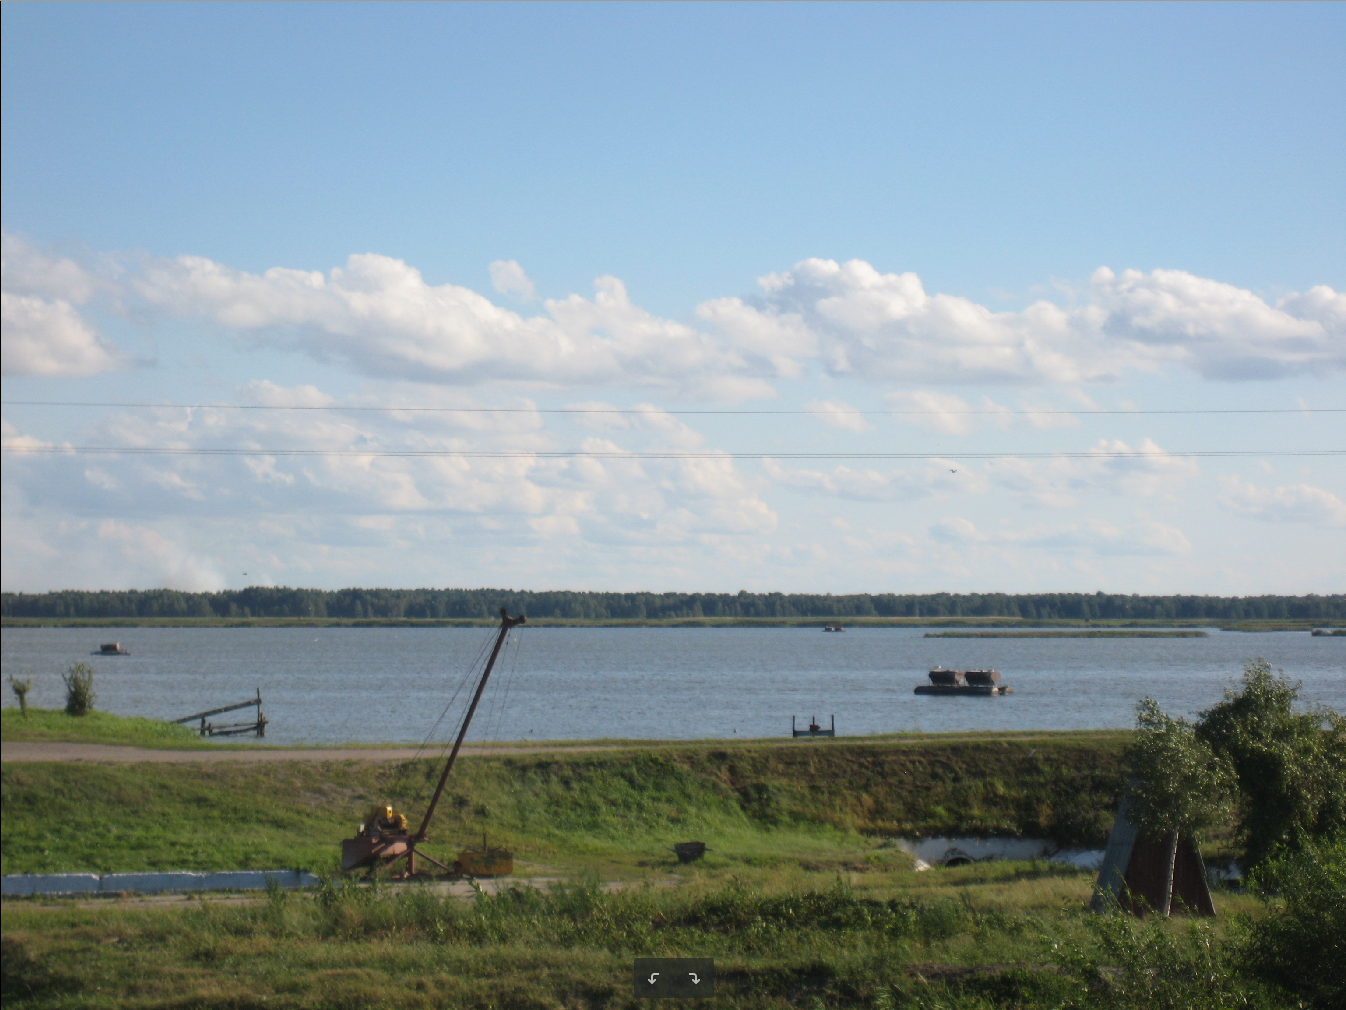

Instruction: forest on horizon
[3,588,1344,621]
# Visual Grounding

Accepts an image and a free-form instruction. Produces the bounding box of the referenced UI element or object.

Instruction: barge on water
[914,668,1011,696]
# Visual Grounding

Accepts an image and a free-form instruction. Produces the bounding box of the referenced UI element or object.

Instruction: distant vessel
[822,625,845,632]
[914,668,1011,696]
[95,642,130,655]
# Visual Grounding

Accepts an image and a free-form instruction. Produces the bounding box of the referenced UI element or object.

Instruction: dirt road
[0,741,634,763]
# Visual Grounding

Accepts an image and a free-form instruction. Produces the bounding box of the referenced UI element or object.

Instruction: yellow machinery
[361,805,408,834]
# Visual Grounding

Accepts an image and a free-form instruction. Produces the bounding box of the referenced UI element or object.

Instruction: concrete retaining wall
[2,869,321,897]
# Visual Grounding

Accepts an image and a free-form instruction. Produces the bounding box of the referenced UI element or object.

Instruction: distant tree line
[3,588,1344,621]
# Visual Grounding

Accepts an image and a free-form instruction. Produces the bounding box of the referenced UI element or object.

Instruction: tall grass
[3,870,1306,1010]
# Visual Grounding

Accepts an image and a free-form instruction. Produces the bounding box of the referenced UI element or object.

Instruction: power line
[3,446,1340,460]
[2,400,1340,417]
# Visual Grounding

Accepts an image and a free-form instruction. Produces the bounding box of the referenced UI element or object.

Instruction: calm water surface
[2,627,1342,745]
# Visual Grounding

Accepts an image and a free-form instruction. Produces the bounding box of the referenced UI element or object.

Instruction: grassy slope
[1,733,1130,875]
[1,709,216,749]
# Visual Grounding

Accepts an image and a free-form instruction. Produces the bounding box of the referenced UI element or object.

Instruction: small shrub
[1244,839,1346,1009]
[1053,912,1268,1010]
[9,674,32,716]
[62,663,96,716]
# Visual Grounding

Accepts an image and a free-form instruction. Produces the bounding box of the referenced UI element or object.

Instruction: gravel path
[0,741,633,763]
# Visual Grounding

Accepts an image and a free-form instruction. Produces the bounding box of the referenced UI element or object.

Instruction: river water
[2,627,1341,745]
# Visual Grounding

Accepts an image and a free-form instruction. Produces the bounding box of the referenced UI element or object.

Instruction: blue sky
[2,1,1343,595]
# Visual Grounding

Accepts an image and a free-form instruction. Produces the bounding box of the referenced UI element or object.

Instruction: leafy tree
[1123,698,1235,914]
[1197,659,1346,868]
[1125,698,1235,841]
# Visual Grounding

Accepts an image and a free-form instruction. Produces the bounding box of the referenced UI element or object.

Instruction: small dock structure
[174,688,268,737]
[792,715,836,737]
[914,669,1011,696]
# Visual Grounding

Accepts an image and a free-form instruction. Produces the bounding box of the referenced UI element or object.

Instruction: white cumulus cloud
[703,258,1345,386]
[986,439,1199,507]
[489,260,536,300]
[1,292,124,376]
[1218,476,1346,527]
[130,252,773,398]
[764,457,978,501]
[709,258,1124,384]
[1089,267,1345,379]
[6,233,1343,394]
[1,234,123,377]
[805,400,870,433]
[928,515,1192,557]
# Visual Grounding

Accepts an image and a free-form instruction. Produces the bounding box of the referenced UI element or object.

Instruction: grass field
[1,709,216,749]
[5,722,1327,1009]
[0,860,1293,1009]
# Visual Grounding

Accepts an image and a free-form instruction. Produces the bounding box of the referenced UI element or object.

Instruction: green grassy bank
[1,709,218,749]
[1,732,1131,876]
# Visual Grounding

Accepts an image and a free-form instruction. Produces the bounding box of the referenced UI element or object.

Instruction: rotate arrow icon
[647,973,659,984]
[689,973,701,984]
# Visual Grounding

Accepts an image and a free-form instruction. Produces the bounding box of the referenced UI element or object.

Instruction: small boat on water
[95,642,130,655]
[914,668,1011,696]
[822,625,845,632]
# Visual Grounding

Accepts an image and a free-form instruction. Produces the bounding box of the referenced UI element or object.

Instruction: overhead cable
[3,446,1340,460]
[2,400,1340,417]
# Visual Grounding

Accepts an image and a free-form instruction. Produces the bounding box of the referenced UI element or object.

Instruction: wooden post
[1160,829,1179,916]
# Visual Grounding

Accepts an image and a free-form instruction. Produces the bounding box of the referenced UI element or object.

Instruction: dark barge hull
[914,684,1011,696]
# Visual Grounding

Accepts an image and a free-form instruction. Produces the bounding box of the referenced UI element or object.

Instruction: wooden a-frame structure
[1091,798,1215,917]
